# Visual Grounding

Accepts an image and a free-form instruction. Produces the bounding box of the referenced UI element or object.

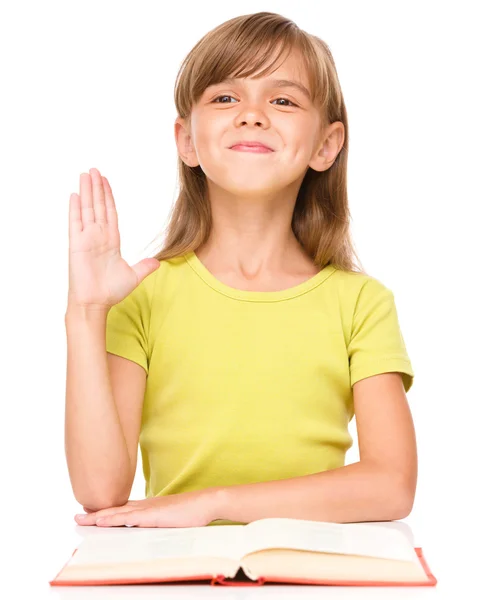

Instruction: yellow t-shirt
[105,251,414,526]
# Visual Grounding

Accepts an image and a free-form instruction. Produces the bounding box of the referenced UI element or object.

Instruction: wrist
[206,486,230,522]
[65,304,110,323]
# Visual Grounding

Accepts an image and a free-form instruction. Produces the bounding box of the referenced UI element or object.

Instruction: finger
[96,509,158,528]
[79,172,94,224]
[102,175,118,229]
[90,168,107,224]
[74,505,135,526]
[69,193,83,237]
[78,501,137,520]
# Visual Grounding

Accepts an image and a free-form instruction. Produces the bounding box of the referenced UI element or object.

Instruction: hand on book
[74,488,222,528]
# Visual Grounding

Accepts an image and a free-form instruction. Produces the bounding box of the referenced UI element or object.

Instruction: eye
[272,98,298,107]
[211,95,298,107]
[212,95,237,104]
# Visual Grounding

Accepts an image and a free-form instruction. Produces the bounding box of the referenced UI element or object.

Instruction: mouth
[229,144,274,153]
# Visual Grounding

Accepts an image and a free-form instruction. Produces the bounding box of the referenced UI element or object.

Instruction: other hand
[74,488,221,528]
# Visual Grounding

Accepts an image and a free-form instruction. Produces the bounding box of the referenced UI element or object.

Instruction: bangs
[176,16,331,118]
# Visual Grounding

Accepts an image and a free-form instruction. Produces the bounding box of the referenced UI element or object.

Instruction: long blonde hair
[147,11,367,274]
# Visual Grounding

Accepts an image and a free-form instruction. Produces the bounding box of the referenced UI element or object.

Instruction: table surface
[8,510,474,600]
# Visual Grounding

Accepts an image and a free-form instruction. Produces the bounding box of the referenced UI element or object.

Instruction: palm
[68,169,159,309]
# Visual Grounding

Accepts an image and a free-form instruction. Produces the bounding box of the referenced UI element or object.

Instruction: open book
[49,517,437,587]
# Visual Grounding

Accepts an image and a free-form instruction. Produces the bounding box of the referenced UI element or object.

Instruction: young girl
[66,11,417,529]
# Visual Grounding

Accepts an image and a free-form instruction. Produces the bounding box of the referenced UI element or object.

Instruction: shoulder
[148,254,189,297]
[331,268,393,306]
[132,254,186,296]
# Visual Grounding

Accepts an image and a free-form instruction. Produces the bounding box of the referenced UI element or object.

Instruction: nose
[234,103,270,129]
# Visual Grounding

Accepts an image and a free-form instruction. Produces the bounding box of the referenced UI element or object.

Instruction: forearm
[64,307,133,511]
[214,461,411,524]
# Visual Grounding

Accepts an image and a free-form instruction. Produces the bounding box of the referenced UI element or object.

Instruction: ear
[308,121,345,172]
[174,116,200,167]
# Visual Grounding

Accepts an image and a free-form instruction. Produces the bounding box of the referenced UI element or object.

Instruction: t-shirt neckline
[184,251,336,302]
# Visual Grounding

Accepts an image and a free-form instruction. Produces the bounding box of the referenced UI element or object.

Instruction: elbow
[76,496,112,513]
[388,478,416,521]
[76,491,130,513]
[390,497,414,521]
[74,476,133,513]
[79,496,128,513]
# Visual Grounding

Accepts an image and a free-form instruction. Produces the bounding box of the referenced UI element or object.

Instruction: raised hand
[67,168,160,311]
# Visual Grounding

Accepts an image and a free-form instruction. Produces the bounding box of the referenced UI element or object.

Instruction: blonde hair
[147,11,367,274]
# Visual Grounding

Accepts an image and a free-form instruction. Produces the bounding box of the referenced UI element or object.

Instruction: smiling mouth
[229,145,274,153]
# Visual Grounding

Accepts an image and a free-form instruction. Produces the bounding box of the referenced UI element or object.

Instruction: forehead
[271,49,309,81]
[245,48,307,83]
[210,51,311,99]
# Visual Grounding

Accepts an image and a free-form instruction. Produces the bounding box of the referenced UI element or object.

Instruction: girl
[66,11,417,529]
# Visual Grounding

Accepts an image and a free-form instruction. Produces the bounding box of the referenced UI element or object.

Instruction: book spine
[211,575,266,586]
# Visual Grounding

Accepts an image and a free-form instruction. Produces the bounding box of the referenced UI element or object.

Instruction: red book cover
[49,546,437,586]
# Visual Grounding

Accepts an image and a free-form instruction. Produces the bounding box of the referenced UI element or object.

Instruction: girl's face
[176,50,341,197]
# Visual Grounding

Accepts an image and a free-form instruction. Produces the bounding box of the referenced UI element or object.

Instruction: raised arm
[64,168,159,511]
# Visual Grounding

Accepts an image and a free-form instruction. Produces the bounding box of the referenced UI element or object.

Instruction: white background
[1,1,478,598]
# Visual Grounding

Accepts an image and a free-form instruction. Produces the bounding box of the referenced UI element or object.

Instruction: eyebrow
[215,77,311,100]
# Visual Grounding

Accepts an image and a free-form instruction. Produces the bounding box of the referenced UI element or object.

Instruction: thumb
[131,258,161,284]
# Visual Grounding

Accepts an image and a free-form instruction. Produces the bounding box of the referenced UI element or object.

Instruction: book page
[243,518,419,562]
[69,525,247,566]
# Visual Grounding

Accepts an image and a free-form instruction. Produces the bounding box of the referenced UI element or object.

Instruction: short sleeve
[105,273,155,375]
[348,279,414,393]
